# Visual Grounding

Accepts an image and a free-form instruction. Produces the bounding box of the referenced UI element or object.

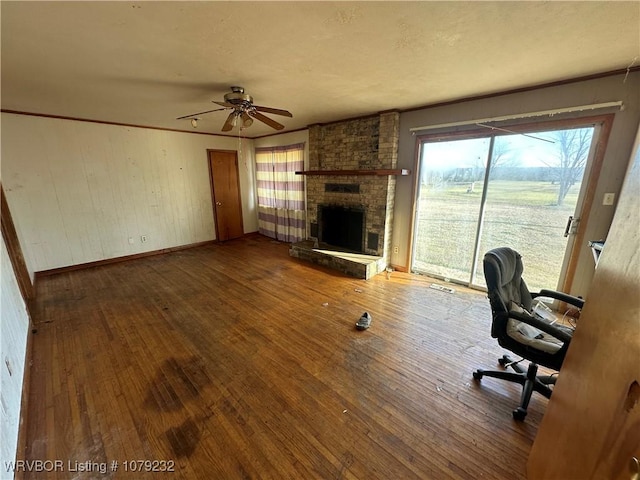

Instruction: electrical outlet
[141,235,147,243]
[393,245,399,254]
[603,193,615,206]
[128,237,134,245]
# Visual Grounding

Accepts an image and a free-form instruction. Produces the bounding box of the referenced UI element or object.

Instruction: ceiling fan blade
[213,101,235,108]
[221,112,238,132]
[176,107,227,120]
[253,105,293,117]
[251,111,285,130]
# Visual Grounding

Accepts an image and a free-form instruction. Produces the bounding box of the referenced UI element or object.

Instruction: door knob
[630,457,639,480]
[216,202,222,206]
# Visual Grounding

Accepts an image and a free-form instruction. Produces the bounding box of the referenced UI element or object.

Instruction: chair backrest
[483,247,533,337]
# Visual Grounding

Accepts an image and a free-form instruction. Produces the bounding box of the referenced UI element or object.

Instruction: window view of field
[413,181,580,291]
[412,127,594,292]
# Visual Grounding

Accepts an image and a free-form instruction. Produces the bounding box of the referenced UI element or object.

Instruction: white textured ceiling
[2,1,639,137]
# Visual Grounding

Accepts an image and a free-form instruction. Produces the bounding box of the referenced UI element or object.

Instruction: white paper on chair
[507,302,563,354]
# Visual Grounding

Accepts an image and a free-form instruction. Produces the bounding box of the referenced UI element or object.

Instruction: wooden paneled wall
[0,234,31,472]
[0,113,258,277]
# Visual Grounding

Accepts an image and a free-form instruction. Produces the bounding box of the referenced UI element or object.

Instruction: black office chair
[473,247,584,421]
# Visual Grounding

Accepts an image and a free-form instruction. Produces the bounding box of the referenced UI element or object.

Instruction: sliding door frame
[408,114,614,292]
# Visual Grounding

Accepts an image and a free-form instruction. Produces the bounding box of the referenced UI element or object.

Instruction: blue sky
[420,127,592,170]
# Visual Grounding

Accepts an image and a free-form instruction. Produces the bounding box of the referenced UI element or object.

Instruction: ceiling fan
[176,86,292,132]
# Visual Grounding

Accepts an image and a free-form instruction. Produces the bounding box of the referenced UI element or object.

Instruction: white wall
[392,72,640,297]
[1,113,258,277]
[0,235,30,474]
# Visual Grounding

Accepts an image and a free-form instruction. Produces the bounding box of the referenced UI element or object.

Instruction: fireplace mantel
[295,169,410,176]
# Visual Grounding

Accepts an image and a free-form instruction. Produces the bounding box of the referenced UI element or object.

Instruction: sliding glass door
[412,137,490,281]
[412,123,596,292]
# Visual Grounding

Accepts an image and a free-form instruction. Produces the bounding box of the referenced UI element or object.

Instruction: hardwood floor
[21,235,548,479]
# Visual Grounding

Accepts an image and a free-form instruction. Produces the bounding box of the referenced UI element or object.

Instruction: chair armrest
[509,310,573,343]
[535,289,584,309]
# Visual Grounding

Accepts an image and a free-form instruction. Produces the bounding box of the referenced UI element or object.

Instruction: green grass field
[413,180,579,291]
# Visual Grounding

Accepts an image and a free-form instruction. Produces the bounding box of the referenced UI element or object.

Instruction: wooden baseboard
[34,240,216,279]
[14,316,34,480]
[389,263,409,273]
[241,231,261,239]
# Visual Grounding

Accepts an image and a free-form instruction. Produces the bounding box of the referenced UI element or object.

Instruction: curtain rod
[409,101,624,134]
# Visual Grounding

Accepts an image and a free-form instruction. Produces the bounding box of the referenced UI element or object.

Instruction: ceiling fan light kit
[177,86,292,132]
[241,111,253,128]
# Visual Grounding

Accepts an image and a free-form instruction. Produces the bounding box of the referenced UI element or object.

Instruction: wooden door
[527,130,640,480]
[208,150,244,241]
[1,184,33,306]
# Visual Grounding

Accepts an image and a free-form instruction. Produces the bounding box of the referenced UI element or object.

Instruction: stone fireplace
[290,112,402,278]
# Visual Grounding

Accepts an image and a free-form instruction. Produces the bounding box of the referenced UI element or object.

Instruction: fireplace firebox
[318,205,365,253]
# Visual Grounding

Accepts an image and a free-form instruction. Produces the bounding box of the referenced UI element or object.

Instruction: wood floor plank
[21,235,550,479]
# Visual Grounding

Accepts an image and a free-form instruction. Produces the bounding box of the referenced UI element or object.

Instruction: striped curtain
[255,144,306,243]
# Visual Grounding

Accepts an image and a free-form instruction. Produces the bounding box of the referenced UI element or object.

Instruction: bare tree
[552,128,593,205]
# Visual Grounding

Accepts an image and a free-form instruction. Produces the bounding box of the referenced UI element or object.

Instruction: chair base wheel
[498,356,508,367]
[512,407,527,421]
[473,370,483,380]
